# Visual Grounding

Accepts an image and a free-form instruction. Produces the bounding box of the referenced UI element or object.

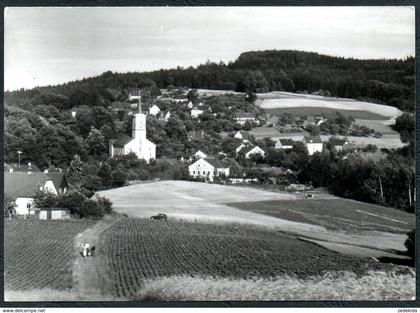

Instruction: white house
[162,111,171,122]
[234,131,250,142]
[191,150,208,160]
[149,104,161,116]
[240,145,266,159]
[188,158,230,182]
[234,112,256,125]
[109,96,156,163]
[4,167,58,216]
[275,138,294,150]
[304,135,323,155]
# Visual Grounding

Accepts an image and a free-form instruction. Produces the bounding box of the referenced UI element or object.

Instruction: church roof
[112,134,133,147]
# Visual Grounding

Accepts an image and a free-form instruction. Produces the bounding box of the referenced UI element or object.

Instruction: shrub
[95,196,113,214]
[80,199,104,219]
[405,229,415,259]
[33,190,58,208]
[57,191,86,216]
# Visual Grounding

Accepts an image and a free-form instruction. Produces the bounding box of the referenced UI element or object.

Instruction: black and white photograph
[3,6,416,303]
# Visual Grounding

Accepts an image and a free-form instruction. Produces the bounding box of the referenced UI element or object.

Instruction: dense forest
[5,50,415,112]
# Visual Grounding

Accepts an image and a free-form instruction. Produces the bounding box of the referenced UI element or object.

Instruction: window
[198,171,200,175]
[27,203,32,209]
[193,171,195,174]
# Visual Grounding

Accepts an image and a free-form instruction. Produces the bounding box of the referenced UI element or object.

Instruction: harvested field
[4,219,95,291]
[228,199,415,234]
[103,217,392,298]
[257,92,402,119]
[96,181,326,235]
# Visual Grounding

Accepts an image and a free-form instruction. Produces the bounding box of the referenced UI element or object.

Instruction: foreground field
[138,269,415,301]
[4,219,94,292]
[102,217,394,298]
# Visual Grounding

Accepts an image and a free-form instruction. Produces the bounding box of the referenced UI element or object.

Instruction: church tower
[132,96,146,141]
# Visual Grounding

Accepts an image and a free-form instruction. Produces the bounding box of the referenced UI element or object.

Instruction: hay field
[257,92,402,120]
[96,180,325,235]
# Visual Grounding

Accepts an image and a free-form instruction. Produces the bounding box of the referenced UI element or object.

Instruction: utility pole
[17,151,22,167]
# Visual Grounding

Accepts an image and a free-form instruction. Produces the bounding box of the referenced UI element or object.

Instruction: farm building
[39,208,70,220]
[149,104,161,116]
[234,112,256,125]
[188,158,230,182]
[239,145,265,159]
[234,131,250,142]
[303,116,326,127]
[304,135,323,155]
[109,97,156,163]
[275,138,295,150]
[4,167,58,216]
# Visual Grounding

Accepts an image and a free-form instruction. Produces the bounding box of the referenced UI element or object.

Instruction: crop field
[4,219,94,291]
[265,107,388,120]
[228,199,415,234]
[103,217,392,298]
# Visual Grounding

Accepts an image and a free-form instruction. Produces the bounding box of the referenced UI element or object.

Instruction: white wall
[307,143,323,155]
[15,197,34,215]
[245,147,265,159]
[188,159,215,181]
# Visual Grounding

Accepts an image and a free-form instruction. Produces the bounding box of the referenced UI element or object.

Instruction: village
[4,86,387,219]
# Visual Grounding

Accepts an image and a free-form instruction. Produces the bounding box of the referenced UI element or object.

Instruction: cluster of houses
[4,163,70,219]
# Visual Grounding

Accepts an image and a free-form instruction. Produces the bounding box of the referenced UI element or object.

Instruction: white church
[109,96,156,163]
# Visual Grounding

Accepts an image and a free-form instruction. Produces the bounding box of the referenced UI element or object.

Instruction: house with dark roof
[234,131,250,142]
[239,145,266,159]
[45,171,69,194]
[329,138,352,152]
[234,112,256,125]
[275,138,295,150]
[4,169,58,216]
[304,135,323,155]
[188,158,230,182]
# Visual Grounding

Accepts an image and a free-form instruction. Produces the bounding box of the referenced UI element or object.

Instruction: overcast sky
[4,6,415,91]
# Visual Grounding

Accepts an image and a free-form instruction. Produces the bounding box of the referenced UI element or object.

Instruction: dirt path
[72,214,124,300]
